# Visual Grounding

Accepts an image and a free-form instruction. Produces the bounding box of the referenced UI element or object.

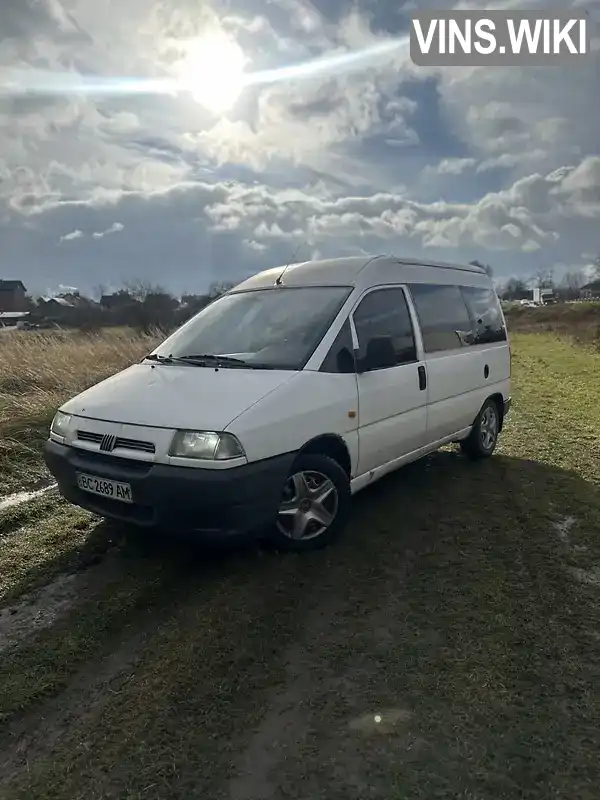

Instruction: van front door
[352,286,428,477]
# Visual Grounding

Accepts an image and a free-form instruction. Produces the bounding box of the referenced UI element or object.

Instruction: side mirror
[357,336,397,373]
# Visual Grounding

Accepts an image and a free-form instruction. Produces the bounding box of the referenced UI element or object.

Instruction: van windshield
[153,286,352,371]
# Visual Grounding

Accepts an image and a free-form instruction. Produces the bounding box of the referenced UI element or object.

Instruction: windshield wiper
[143,352,278,369]
[144,353,245,365]
[144,353,174,363]
[174,353,248,364]
[178,355,282,369]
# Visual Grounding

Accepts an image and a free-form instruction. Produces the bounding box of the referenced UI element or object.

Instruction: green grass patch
[0,332,599,800]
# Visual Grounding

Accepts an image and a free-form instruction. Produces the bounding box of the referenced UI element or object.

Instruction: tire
[460,398,501,459]
[268,453,351,552]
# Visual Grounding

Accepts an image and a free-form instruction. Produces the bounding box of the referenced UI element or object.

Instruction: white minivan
[44,255,511,551]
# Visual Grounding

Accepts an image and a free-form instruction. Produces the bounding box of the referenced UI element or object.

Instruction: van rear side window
[461,286,507,344]
[408,284,473,353]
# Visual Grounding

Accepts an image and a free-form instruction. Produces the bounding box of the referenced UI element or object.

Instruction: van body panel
[60,362,296,431]
[355,363,428,475]
[422,348,489,441]
[227,371,360,474]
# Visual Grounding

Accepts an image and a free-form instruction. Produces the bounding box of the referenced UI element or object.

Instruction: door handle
[418,365,427,391]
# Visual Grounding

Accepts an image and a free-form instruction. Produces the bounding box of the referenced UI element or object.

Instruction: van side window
[353,288,417,370]
[409,284,473,352]
[461,286,507,344]
[319,319,356,373]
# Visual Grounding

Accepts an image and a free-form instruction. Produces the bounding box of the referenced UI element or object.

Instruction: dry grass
[504,301,600,348]
[0,328,159,494]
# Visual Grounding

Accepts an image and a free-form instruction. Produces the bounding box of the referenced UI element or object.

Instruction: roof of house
[0,279,26,292]
[41,296,75,307]
[582,279,600,290]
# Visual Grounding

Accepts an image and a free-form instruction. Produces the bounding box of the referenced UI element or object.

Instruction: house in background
[0,310,30,330]
[0,280,28,312]
[581,280,600,300]
[100,291,140,312]
[36,296,78,323]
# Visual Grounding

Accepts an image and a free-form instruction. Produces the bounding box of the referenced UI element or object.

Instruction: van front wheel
[269,454,351,552]
[461,398,500,459]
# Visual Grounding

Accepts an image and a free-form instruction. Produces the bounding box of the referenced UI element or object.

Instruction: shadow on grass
[2,448,600,800]
[7,447,600,610]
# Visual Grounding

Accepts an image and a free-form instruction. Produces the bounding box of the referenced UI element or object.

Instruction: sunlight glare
[179,32,245,114]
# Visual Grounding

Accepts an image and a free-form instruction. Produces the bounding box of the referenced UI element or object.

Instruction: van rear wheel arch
[488,393,505,431]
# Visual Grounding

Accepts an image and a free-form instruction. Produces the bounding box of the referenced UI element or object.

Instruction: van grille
[76,430,156,454]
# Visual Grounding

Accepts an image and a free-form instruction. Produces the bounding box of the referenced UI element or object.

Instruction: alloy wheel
[276,469,339,541]
[480,405,498,451]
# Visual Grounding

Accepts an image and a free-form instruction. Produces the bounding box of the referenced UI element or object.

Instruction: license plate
[76,472,132,503]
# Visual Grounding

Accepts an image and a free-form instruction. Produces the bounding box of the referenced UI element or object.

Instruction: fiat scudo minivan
[44,255,511,551]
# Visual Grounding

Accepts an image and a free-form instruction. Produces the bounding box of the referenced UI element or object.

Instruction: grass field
[0,328,158,495]
[504,301,600,348]
[0,322,599,799]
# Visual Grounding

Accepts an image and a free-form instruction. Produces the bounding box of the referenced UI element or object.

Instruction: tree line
[470,258,600,301]
[26,280,236,333]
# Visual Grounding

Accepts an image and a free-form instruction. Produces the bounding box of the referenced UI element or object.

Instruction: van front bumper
[43,439,295,539]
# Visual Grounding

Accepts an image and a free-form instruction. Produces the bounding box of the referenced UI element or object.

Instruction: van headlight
[169,430,245,460]
[51,411,71,437]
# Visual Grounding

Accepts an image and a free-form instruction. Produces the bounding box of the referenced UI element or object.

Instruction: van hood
[61,362,295,430]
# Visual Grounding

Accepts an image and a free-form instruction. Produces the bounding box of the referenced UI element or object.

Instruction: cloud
[60,229,83,241]
[194,158,600,265]
[425,158,477,176]
[59,222,124,242]
[0,0,598,293]
[92,221,124,238]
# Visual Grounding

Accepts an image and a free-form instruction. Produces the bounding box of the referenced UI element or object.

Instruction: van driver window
[352,288,417,371]
[409,284,473,353]
[320,319,355,374]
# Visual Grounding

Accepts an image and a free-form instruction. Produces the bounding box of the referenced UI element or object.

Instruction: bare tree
[207,281,236,299]
[532,267,554,288]
[561,270,585,291]
[92,283,108,302]
[122,279,165,302]
[500,277,528,300]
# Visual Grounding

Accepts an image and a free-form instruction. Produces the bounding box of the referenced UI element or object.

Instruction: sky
[1,0,599,297]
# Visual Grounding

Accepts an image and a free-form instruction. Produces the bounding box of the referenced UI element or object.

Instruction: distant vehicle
[44,255,511,552]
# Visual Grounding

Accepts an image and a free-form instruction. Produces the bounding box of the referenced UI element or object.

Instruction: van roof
[234,254,486,291]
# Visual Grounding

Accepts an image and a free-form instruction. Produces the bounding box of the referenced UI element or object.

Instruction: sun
[179,32,245,114]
